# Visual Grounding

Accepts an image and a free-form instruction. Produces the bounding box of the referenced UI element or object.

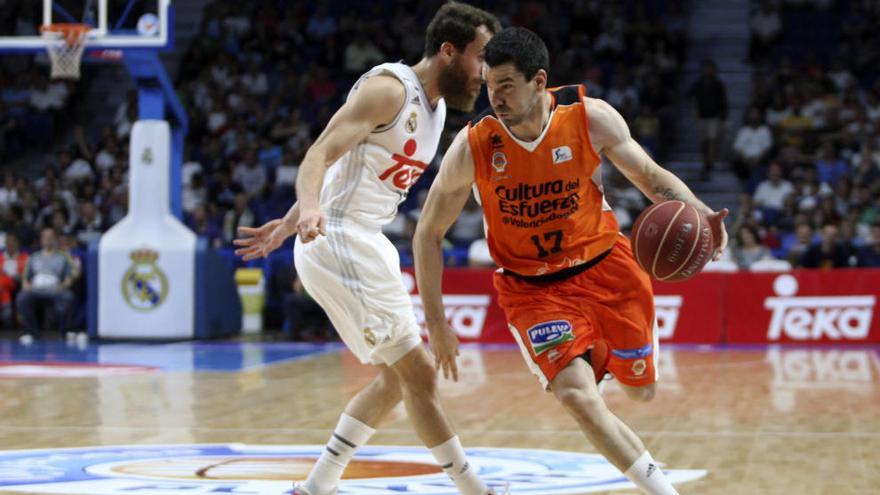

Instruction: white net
[41,25,91,80]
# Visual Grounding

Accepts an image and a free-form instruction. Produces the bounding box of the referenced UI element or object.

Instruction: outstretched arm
[586,96,729,259]
[413,127,476,381]
[295,74,406,242]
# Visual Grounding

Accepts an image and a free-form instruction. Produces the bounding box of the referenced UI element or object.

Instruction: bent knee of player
[622,383,656,403]
[375,366,403,398]
[393,347,439,394]
[552,384,605,417]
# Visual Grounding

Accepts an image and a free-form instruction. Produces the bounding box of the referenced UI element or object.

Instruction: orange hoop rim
[40,23,92,46]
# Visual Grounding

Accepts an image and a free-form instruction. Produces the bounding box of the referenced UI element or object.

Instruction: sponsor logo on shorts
[765,274,875,341]
[526,320,574,356]
[632,359,647,376]
[0,444,706,494]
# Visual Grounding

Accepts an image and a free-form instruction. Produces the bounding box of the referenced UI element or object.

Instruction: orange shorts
[494,237,656,390]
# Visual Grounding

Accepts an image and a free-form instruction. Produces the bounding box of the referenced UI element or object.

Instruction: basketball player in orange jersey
[234,4,504,495]
[414,27,728,494]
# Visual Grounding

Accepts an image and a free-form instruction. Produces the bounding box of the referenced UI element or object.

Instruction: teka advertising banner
[401,268,510,343]
[726,271,880,344]
[652,273,725,343]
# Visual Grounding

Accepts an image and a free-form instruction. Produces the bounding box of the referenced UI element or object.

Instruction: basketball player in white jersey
[234,3,502,494]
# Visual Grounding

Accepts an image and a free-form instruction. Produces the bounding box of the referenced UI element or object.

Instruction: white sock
[304,413,376,493]
[623,451,679,495]
[430,436,491,495]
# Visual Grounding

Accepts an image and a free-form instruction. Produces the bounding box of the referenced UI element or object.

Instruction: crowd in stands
[0,0,689,336]
[726,0,880,270]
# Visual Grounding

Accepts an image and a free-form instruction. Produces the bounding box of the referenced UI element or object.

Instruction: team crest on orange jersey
[492,151,508,173]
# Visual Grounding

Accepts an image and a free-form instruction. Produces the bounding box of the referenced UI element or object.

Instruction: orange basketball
[630,200,713,282]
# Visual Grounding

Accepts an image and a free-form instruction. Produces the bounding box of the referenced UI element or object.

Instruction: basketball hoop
[40,23,92,80]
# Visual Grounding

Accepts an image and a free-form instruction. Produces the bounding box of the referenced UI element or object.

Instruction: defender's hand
[428,322,461,382]
[234,219,291,260]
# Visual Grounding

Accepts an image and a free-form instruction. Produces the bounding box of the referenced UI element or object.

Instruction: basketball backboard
[0,0,172,51]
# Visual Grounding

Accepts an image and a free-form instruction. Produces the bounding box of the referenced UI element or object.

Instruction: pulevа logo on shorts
[0,444,707,494]
[765,274,875,341]
[527,320,574,355]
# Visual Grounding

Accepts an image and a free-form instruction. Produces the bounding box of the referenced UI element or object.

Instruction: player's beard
[438,56,479,112]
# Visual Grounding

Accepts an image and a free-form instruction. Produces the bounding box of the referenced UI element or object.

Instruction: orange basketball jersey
[468,85,620,277]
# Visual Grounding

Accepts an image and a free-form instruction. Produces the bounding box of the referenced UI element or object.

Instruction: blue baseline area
[0,341,344,372]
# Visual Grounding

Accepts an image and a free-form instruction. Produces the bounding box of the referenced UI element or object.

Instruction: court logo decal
[121,248,169,311]
[527,320,574,356]
[0,444,707,494]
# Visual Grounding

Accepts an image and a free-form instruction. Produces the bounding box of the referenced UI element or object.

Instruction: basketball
[630,200,714,282]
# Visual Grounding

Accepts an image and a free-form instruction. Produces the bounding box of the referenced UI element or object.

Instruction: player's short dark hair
[424,1,501,58]
[484,27,549,81]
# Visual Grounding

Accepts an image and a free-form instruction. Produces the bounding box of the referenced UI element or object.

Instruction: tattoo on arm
[653,185,684,201]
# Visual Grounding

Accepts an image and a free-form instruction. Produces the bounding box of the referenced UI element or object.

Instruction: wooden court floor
[0,341,878,494]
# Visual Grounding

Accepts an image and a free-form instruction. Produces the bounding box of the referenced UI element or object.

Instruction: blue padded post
[123,50,188,220]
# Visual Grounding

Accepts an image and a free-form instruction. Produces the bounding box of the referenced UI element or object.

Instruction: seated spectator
[857,223,880,267]
[15,228,76,343]
[753,162,794,217]
[732,107,773,183]
[0,234,28,328]
[814,141,849,186]
[732,226,773,269]
[222,192,256,245]
[800,222,855,269]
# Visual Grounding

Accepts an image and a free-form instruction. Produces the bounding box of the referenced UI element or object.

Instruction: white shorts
[294,224,422,366]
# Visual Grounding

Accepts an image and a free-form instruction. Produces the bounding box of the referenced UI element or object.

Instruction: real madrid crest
[491,151,508,173]
[363,327,377,347]
[141,147,153,165]
[405,111,418,134]
[122,248,169,311]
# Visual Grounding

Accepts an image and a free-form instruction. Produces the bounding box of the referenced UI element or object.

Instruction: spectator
[731,226,773,269]
[857,223,880,267]
[753,162,795,213]
[72,200,107,247]
[688,59,728,179]
[781,221,816,265]
[343,30,385,75]
[0,234,28,328]
[221,192,255,245]
[732,107,774,183]
[814,141,849,186]
[233,149,267,197]
[15,228,76,343]
[800,222,854,268]
[749,1,782,64]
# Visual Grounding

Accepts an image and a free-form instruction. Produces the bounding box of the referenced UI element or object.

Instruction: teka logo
[401,272,490,339]
[0,444,706,494]
[765,274,875,341]
[654,295,683,339]
[379,138,428,190]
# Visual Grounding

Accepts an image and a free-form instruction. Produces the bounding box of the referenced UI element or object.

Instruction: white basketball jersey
[320,62,446,228]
